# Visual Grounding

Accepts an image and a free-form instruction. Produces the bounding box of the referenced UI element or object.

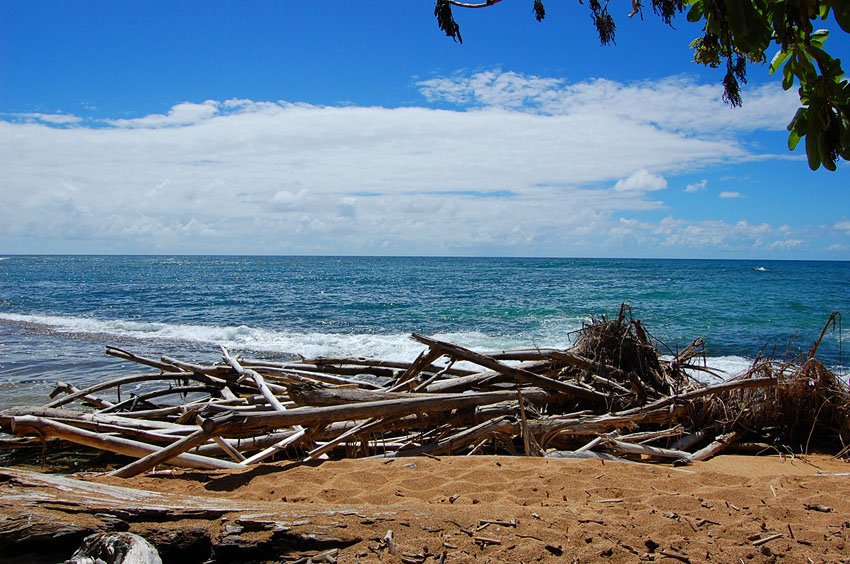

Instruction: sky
[1,1,849,259]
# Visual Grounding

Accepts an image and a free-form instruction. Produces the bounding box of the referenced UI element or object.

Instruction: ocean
[0,255,847,409]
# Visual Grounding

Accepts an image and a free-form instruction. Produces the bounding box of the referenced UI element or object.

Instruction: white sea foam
[1,312,761,378]
[0,312,580,362]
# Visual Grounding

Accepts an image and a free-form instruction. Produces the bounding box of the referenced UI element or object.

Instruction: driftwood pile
[1,307,847,477]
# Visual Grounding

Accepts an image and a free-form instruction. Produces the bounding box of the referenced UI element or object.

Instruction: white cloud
[834,220,850,233]
[0,71,827,255]
[613,169,667,192]
[11,112,82,125]
[107,100,220,128]
[684,179,708,192]
[418,73,799,132]
[719,191,742,199]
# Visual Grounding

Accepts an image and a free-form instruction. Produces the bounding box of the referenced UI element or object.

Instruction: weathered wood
[66,532,162,564]
[602,437,691,460]
[614,376,778,416]
[201,389,548,437]
[412,334,606,401]
[684,431,739,463]
[8,416,237,470]
[50,381,114,409]
[109,428,217,478]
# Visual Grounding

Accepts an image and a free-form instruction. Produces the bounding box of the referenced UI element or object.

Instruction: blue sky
[1,1,849,258]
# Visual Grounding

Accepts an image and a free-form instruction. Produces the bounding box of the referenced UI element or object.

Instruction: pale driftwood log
[0,406,197,433]
[386,348,444,392]
[684,431,739,463]
[45,372,225,409]
[50,382,114,409]
[8,416,237,470]
[602,437,691,460]
[98,385,216,414]
[670,430,707,452]
[106,346,194,374]
[412,334,606,402]
[547,450,630,462]
[109,428,217,478]
[237,429,307,465]
[260,367,384,389]
[202,389,546,437]
[288,382,551,407]
[303,418,383,461]
[221,346,307,460]
[297,356,476,377]
[66,532,162,564]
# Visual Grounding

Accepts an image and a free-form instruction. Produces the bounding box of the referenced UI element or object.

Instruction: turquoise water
[0,255,847,407]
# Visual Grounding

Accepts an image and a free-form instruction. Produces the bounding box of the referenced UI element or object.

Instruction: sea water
[0,255,847,408]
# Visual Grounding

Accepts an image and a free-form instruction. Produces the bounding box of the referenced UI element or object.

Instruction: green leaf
[788,130,802,150]
[830,0,850,33]
[770,49,791,75]
[782,59,795,90]
[811,29,830,44]
[687,1,703,23]
[806,117,823,170]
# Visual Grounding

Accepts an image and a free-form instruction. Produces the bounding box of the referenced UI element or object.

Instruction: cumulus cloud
[613,170,667,192]
[684,179,708,192]
[107,100,221,128]
[719,191,743,199]
[0,70,832,256]
[834,220,850,233]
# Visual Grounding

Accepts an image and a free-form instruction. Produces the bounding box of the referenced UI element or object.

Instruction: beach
[3,454,850,562]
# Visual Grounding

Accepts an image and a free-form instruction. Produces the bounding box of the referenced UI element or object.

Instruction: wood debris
[1,305,847,477]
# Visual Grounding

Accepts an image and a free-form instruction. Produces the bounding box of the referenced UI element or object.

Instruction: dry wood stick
[386,348,443,392]
[603,437,690,460]
[109,428,215,478]
[412,334,606,401]
[684,431,739,463]
[9,416,237,470]
[393,417,515,457]
[614,376,778,416]
[45,372,224,409]
[260,367,384,389]
[50,381,114,409]
[106,346,192,373]
[0,406,197,433]
[213,436,247,462]
[222,346,307,461]
[221,346,287,412]
[201,389,544,437]
[98,385,215,414]
[237,428,307,465]
[303,417,386,461]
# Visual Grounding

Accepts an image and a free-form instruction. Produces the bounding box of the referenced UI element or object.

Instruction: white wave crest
[0,312,578,362]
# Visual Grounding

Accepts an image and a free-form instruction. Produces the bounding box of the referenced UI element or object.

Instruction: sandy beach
[3,453,849,562]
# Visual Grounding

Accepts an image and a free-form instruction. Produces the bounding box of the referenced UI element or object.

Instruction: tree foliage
[434,0,850,171]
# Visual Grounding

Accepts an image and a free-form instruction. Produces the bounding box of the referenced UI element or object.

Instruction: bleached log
[50,382,114,409]
[8,416,237,471]
[602,437,690,460]
[109,429,217,478]
[412,334,606,401]
[201,389,547,437]
[684,431,739,463]
[66,532,162,564]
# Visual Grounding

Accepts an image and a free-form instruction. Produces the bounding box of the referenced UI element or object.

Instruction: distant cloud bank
[0,71,845,257]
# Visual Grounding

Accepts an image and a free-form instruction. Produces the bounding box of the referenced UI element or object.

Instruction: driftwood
[0,308,846,475]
